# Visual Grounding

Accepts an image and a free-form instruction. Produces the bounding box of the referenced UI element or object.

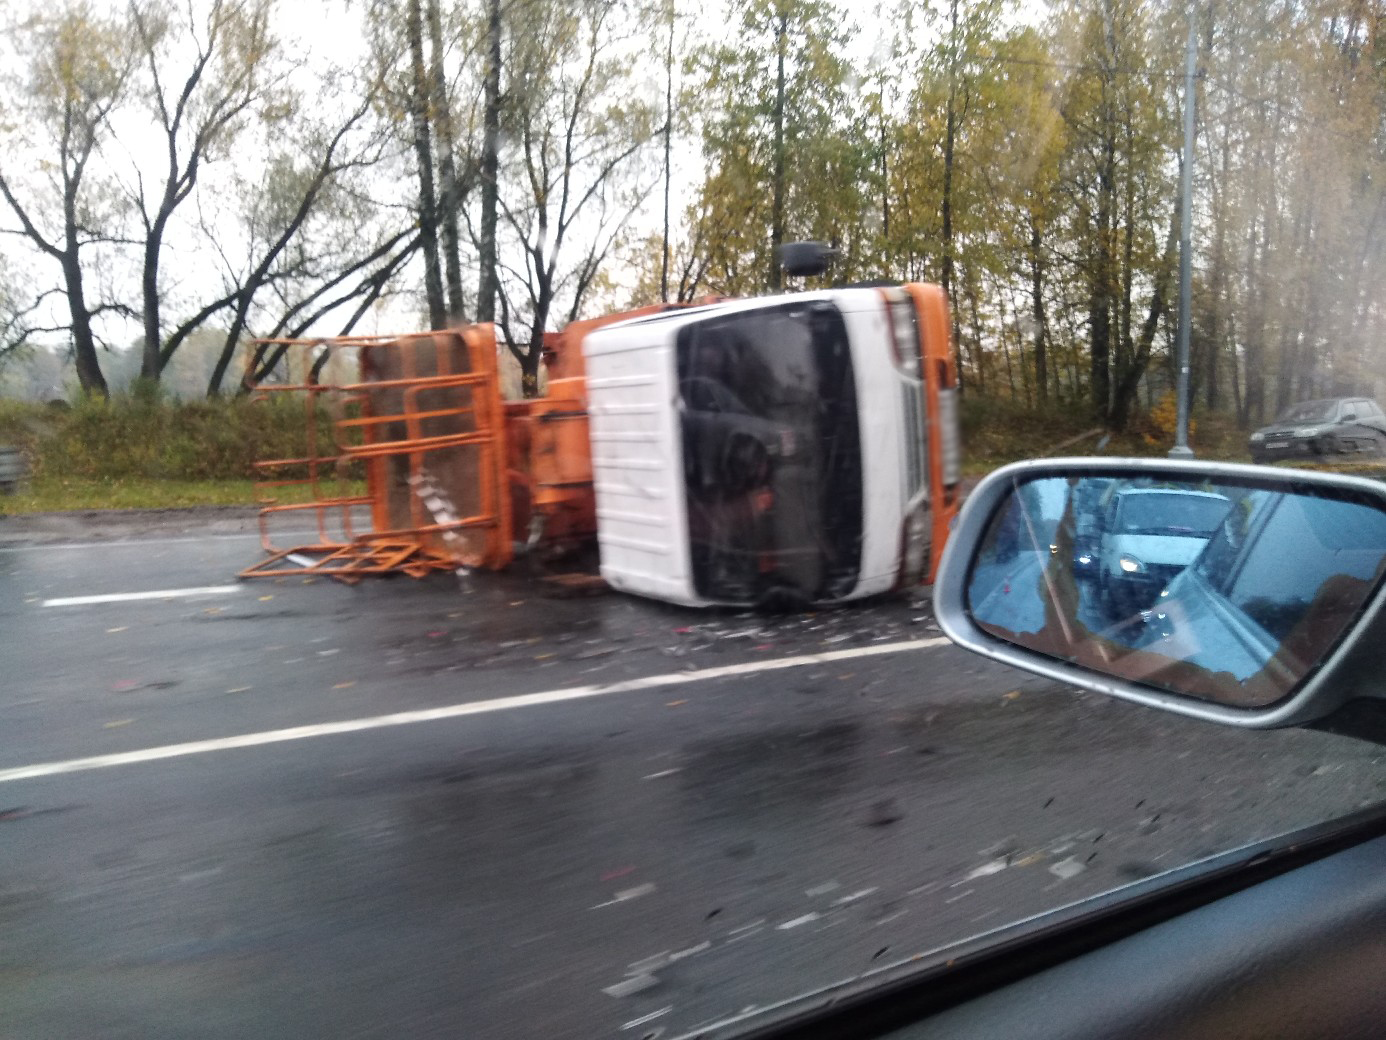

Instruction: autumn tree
[483,0,660,395]
[1047,0,1180,426]
[125,0,285,384]
[686,0,861,296]
[202,82,420,395]
[0,3,137,397]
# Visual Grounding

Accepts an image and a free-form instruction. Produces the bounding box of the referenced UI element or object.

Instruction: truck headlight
[1119,555,1145,574]
[889,302,921,377]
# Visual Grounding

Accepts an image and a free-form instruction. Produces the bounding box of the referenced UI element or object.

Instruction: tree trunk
[1274,204,1310,414]
[520,342,542,397]
[1089,285,1111,422]
[426,0,466,324]
[63,250,107,398]
[140,218,167,381]
[964,274,986,393]
[1204,124,1233,413]
[879,108,889,248]
[1090,131,1115,422]
[1029,219,1048,404]
[207,292,254,397]
[1116,146,1134,406]
[406,0,446,330]
[476,0,501,324]
[660,0,674,303]
[1110,199,1178,431]
[768,9,787,292]
[940,0,959,331]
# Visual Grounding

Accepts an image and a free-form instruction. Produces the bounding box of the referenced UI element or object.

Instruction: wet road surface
[3,519,1385,1038]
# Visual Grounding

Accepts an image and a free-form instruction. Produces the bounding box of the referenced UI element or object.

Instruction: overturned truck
[241,275,962,609]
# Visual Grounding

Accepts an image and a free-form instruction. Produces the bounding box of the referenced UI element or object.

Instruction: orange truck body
[241,284,961,602]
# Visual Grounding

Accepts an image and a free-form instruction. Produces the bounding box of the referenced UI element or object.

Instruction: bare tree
[481,0,659,395]
[404,0,447,329]
[0,4,137,397]
[125,0,284,383]
[476,0,502,324]
[199,88,415,394]
[426,0,471,322]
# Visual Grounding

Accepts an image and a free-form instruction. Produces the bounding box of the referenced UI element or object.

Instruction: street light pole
[1170,9,1197,458]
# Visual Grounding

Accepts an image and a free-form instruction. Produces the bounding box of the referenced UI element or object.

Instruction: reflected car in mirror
[935,459,1386,729]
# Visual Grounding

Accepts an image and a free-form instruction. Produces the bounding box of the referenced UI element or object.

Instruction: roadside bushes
[1,388,1253,488]
[0,394,323,481]
[958,393,1243,473]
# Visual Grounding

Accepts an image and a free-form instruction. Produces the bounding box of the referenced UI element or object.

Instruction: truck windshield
[677,301,863,605]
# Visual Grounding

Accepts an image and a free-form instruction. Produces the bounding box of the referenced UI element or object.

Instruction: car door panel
[886,835,1386,1040]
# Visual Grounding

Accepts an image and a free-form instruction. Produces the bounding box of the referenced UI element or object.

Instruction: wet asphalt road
[3,517,1386,1039]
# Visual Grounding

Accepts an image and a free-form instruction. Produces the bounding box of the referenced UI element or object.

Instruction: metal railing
[239,325,512,582]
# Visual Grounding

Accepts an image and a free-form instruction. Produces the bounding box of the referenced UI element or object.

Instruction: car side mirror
[1344,412,1358,422]
[934,459,1386,730]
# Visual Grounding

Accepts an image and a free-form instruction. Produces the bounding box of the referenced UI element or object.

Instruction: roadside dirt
[0,505,263,545]
[0,476,985,548]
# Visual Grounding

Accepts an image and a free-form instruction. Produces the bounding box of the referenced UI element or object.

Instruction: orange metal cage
[239,325,513,583]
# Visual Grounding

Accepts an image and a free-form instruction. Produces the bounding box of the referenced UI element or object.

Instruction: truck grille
[903,381,925,502]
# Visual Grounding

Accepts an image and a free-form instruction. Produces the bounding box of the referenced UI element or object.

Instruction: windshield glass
[1276,401,1340,424]
[1114,491,1232,536]
[677,302,863,605]
[2,0,1384,1037]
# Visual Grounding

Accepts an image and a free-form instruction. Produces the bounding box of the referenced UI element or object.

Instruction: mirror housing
[776,241,838,278]
[934,458,1386,730]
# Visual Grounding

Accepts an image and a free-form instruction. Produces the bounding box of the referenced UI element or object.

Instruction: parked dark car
[1249,397,1386,463]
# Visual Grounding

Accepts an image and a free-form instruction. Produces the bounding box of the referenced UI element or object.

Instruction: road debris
[603,975,659,998]
[865,796,903,827]
[591,883,657,909]
[960,859,1009,882]
[832,888,879,906]
[1049,857,1087,880]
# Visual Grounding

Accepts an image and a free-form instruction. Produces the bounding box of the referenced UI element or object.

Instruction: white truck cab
[582,286,960,609]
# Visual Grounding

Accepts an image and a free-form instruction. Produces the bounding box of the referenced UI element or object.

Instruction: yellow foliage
[1142,392,1195,446]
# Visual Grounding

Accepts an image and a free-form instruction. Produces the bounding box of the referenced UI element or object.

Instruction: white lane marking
[832,887,879,906]
[0,531,322,554]
[591,883,657,909]
[42,585,243,608]
[622,1006,672,1030]
[0,637,948,783]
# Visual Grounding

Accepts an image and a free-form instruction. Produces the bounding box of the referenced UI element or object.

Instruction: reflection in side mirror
[965,474,1386,709]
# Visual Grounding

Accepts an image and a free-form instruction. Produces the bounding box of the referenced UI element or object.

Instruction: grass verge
[3,392,1375,514]
[959,395,1250,475]
[1,477,368,514]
